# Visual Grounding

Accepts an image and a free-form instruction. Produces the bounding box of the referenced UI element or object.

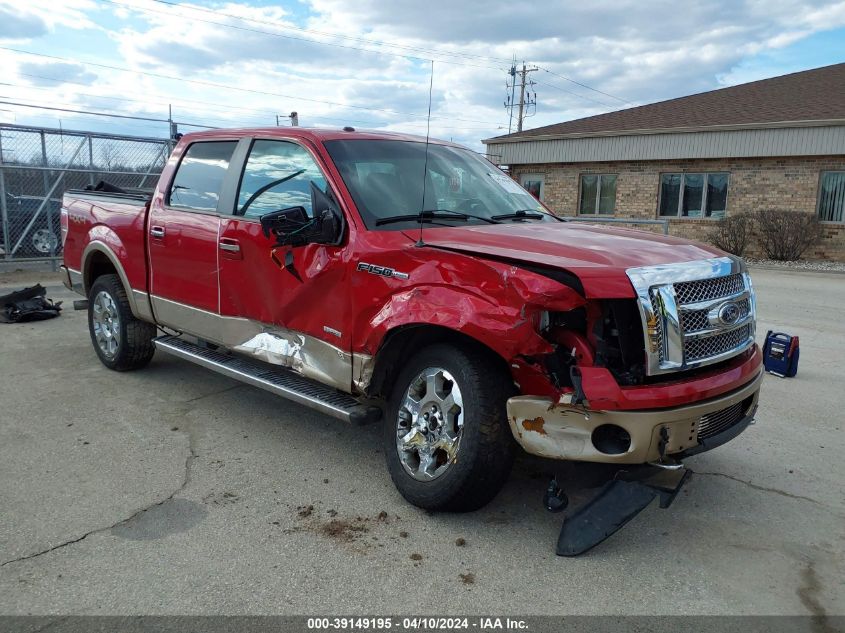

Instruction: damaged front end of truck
[390,245,763,555]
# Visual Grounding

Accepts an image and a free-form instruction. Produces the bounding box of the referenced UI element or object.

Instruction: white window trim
[578,173,617,216]
[520,173,544,201]
[658,172,730,219]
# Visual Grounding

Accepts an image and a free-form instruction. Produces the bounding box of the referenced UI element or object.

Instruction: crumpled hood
[419,222,723,298]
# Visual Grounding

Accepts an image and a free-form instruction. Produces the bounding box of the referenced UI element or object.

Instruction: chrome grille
[698,399,748,440]
[674,273,745,305]
[680,309,710,332]
[626,257,757,375]
[680,297,751,333]
[650,294,665,362]
[685,323,753,362]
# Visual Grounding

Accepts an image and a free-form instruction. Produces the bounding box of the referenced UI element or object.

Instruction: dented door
[217,138,354,390]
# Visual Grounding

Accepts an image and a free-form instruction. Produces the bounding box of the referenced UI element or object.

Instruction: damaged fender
[358,255,585,373]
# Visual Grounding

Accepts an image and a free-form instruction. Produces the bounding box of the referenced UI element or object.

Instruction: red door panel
[148,208,220,312]
[218,217,351,347]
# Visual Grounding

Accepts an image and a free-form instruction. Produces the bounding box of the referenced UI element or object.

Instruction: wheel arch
[365,323,512,399]
[81,241,148,319]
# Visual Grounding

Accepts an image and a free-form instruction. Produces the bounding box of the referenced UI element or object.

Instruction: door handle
[219,240,240,253]
[150,226,165,238]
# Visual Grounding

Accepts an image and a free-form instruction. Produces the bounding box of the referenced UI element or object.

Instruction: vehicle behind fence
[0,124,171,262]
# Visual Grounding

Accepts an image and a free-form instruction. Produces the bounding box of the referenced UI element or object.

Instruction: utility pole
[504,62,538,133]
[168,104,178,140]
[277,112,299,126]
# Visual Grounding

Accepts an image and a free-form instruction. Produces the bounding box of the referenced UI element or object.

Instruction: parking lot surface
[0,266,843,616]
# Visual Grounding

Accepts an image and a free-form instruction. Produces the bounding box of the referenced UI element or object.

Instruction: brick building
[483,63,845,261]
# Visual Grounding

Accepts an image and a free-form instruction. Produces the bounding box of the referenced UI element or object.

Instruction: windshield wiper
[491,209,546,221]
[375,209,500,226]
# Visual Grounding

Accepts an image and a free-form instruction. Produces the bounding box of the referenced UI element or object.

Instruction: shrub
[753,210,823,261]
[708,214,752,256]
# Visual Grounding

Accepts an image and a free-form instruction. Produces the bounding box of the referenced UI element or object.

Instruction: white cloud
[2,0,845,147]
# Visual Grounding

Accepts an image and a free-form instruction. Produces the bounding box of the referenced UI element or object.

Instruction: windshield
[323,139,552,229]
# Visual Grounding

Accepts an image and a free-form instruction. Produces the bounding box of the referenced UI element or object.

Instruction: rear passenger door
[148,139,242,336]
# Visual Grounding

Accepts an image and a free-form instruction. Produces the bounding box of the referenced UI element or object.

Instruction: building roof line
[483,118,845,144]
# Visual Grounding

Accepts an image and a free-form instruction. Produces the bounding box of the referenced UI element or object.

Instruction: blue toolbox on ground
[762,331,800,377]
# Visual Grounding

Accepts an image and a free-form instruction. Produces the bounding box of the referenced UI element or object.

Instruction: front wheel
[383,343,515,512]
[87,274,156,371]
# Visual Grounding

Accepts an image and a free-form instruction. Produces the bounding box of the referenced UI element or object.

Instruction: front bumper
[507,369,762,463]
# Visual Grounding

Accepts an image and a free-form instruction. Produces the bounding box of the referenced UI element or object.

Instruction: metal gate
[0,124,172,262]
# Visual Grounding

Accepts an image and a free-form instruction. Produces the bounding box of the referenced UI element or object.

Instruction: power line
[133,1,630,107]
[536,67,631,105]
[138,0,515,67]
[0,99,216,129]
[0,46,508,127]
[3,79,503,132]
[100,0,510,73]
[532,79,621,109]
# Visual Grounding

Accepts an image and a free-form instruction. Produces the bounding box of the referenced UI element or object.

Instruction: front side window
[579,174,617,215]
[818,171,845,222]
[236,140,328,218]
[168,141,238,212]
[659,172,729,218]
[323,139,549,229]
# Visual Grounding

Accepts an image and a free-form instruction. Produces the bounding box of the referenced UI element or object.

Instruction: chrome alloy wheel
[92,290,121,359]
[396,367,464,481]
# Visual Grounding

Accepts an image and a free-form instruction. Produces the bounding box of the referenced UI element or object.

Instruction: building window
[818,171,845,222]
[659,172,729,218]
[579,174,616,215]
[520,174,544,201]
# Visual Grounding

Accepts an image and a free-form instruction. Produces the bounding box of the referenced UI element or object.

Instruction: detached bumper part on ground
[555,466,693,556]
[0,284,62,323]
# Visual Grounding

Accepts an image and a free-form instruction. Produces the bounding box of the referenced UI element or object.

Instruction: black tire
[383,343,515,512]
[87,274,156,371]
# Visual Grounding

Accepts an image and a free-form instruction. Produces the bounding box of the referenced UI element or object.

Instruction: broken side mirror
[259,183,344,247]
[260,206,311,246]
[310,181,345,246]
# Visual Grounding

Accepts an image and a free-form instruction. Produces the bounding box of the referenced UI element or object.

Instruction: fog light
[591,424,632,455]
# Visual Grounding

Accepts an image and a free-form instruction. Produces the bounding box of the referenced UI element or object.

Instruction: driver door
[217,138,353,387]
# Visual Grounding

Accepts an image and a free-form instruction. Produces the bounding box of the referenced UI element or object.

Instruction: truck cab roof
[177,126,462,147]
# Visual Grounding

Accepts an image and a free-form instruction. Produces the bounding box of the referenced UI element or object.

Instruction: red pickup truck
[60,127,762,514]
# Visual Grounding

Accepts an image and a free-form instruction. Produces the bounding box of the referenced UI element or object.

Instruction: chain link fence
[0,124,172,262]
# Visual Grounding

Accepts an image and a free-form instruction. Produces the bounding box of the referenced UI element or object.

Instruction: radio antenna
[415,60,435,248]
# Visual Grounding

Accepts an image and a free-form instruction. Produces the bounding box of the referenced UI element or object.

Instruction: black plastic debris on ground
[0,284,62,323]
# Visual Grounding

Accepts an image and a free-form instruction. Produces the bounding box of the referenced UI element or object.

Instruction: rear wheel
[383,343,515,512]
[87,274,156,371]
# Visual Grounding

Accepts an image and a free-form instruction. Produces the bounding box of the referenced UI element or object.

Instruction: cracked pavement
[0,267,843,615]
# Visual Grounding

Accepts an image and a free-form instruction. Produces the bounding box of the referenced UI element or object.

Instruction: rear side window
[236,140,328,219]
[168,141,238,212]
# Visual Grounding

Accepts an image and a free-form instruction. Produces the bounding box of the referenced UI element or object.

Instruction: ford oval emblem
[718,302,741,325]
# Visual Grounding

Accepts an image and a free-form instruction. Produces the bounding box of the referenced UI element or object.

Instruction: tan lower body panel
[150,295,371,394]
[507,369,763,463]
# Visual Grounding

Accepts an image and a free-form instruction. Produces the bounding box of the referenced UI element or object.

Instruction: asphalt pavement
[0,266,842,616]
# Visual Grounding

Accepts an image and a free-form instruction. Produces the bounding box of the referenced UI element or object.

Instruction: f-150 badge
[356,262,409,280]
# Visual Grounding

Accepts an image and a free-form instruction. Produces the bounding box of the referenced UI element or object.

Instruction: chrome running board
[153,335,379,424]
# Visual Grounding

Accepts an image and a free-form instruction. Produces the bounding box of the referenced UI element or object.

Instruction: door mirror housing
[259,183,345,247]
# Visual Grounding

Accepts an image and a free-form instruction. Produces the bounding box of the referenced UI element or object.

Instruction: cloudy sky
[0,0,844,150]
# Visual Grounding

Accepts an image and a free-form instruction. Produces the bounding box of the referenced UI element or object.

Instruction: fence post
[0,168,8,262]
[138,141,168,189]
[40,131,58,268]
[88,134,95,188]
